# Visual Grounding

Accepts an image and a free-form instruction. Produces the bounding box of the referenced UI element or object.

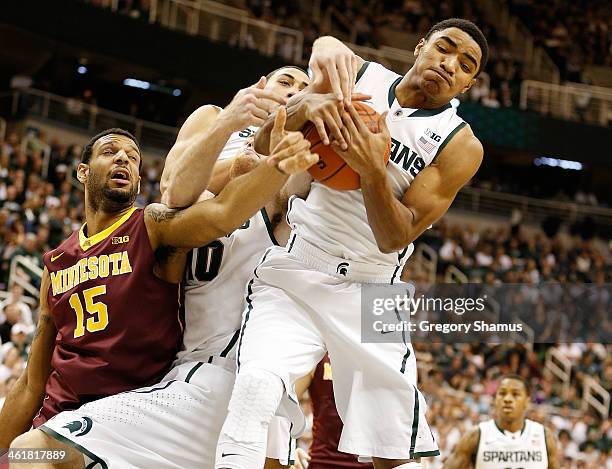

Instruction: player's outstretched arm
[0,269,55,449]
[442,427,480,469]
[545,427,560,469]
[146,108,318,250]
[161,77,286,208]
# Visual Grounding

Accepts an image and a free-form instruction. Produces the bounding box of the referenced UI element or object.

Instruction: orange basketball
[304,102,391,191]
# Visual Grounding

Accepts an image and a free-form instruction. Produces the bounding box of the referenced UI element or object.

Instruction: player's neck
[395,72,449,110]
[84,202,133,238]
[495,416,524,434]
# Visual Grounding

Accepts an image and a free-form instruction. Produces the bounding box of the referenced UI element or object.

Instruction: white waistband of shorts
[286,234,403,284]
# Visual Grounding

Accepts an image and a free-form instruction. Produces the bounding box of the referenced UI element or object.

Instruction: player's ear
[461,77,477,94]
[76,163,89,184]
[414,38,426,57]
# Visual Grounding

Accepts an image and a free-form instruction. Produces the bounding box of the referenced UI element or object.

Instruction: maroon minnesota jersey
[309,354,373,469]
[33,207,183,427]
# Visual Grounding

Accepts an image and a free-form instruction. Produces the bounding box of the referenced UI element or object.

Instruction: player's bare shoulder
[443,425,480,469]
[177,105,222,141]
[434,123,483,184]
[143,203,181,250]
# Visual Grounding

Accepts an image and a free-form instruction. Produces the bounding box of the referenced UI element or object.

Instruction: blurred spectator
[481,89,501,108]
[0,284,34,326]
[0,303,27,344]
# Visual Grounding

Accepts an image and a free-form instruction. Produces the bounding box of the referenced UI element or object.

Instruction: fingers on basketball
[302,102,391,191]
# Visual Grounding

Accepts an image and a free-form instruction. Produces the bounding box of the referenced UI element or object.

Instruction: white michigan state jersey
[218,124,258,160]
[175,207,279,366]
[174,122,264,365]
[475,419,549,469]
[288,61,466,274]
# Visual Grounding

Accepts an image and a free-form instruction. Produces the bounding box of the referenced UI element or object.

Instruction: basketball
[304,102,391,190]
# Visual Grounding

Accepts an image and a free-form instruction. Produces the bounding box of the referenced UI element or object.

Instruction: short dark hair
[266,65,309,81]
[81,128,141,170]
[424,18,489,76]
[498,374,531,396]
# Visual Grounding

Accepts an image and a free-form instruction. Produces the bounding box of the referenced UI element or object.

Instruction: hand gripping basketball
[304,102,391,190]
[267,107,319,175]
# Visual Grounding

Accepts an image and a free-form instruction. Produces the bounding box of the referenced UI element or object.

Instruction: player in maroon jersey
[0,110,318,461]
[295,354,374,469]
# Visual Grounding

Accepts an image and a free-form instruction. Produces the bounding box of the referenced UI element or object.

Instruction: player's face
[494,378,529,422]
[413,27,481,102]
[81,134,142,210]
[266,68,310,101]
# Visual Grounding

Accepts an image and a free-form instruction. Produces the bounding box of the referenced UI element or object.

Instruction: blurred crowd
[420,220,611,284]
[87,0,609,113]
[506,0,611,82]
[242,0,526,109]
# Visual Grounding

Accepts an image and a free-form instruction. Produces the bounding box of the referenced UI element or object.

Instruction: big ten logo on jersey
[111,235,130,245]
[424,128,441,142]
[323,362,333,381]
[389,138,426,178]
[238,128,256,139]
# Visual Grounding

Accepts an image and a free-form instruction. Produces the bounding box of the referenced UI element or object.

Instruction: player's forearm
[163,119,235,208]
[0,374,45,448]
[205,158,236,195]
[214,163,288,235]
[360,171,417,253]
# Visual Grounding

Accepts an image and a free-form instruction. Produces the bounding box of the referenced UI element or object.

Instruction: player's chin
[421,79,444,97]
[103,186,136,203]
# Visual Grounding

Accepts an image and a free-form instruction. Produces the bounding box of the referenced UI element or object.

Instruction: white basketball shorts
[235,236,440,460]
[40,360,295,468]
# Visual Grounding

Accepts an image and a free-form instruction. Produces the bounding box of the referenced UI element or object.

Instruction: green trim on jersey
[435,121,467,158]
[287,422,293,465]
[414,450,441,457]
[544,426,551,463]
[185,362,204,383]
[356,61,370,83]
[409,385,420,458]
[388,77,402,107]
[408,103,452,117]
[493,418,527,436]
[260,207,280,246]
[40,425,109,469]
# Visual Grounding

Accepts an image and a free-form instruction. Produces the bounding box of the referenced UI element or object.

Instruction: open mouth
[110,168,130,185]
